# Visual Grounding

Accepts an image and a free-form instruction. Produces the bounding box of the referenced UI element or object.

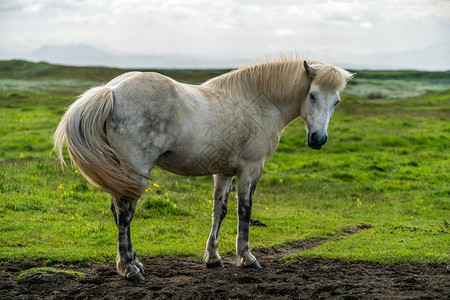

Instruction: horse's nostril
[308,132,327,150]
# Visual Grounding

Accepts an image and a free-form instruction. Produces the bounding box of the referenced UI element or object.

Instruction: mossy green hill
[0,59,228,84]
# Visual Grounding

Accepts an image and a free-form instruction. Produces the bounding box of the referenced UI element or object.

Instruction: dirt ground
[1,240,448,299]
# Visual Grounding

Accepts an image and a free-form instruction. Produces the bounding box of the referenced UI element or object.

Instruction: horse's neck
[245,81,307,129]
[226,88,304,133]
[247,65,309,127]
[275,92,306,127]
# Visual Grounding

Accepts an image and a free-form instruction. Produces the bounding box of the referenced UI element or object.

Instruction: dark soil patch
[1,241,448,299]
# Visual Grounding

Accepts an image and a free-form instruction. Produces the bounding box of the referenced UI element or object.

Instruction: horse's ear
[347,73,356,81]
[303,61,315,78]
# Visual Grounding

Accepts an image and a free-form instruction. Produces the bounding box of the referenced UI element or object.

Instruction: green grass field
[0,60,448,265]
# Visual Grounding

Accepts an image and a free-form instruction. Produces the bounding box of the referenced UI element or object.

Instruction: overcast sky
[0,0,449,69]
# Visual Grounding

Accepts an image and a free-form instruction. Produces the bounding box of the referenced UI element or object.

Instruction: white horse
[54,57,355,281]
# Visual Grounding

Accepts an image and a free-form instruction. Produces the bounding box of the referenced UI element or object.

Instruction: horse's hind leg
[108,152,153,281]
[110,196,145,281]
[204,174,233,268]
[108,153,154,281]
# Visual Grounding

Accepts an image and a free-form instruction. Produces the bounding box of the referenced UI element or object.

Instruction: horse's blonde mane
[307,59,351,91]
[205,56,350,102]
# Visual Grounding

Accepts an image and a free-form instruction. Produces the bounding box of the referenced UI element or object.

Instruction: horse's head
[301,61,355,150]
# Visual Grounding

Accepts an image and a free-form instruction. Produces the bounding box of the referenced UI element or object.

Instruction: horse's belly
[155,150,237,177]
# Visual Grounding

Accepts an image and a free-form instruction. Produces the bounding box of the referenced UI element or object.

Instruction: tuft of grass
[285,224,449,264]
[15,267,86,281]
[138,197,191,218]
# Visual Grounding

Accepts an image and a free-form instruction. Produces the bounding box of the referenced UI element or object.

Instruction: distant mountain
[24,43,450,70]
[28,44,248,69]
[342,43,450,70]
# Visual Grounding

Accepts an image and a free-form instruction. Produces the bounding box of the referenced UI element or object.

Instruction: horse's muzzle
[308,132,327,150]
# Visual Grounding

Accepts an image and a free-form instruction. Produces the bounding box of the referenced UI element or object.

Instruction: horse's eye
[309,93,316,102]
[334,101,340,107]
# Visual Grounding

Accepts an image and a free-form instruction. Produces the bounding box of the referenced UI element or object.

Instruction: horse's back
[106,72,142,87]
[109,72,179,98]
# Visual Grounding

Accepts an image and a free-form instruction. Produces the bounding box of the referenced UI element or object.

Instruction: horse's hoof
[243,261,261,269]
[137,266,145,275]
[127,272,145,282]
[206,260,224,269]
[135,259,145,275]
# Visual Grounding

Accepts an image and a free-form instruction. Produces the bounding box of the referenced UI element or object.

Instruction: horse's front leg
[204,174,233,268]
[236,167,262,269]
[110,197,145,281]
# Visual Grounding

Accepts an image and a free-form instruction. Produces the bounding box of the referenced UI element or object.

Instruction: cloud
[360,22,372,28]
[274,28,295,36]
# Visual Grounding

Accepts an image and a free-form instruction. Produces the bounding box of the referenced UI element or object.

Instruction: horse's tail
[54,86,145,201]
